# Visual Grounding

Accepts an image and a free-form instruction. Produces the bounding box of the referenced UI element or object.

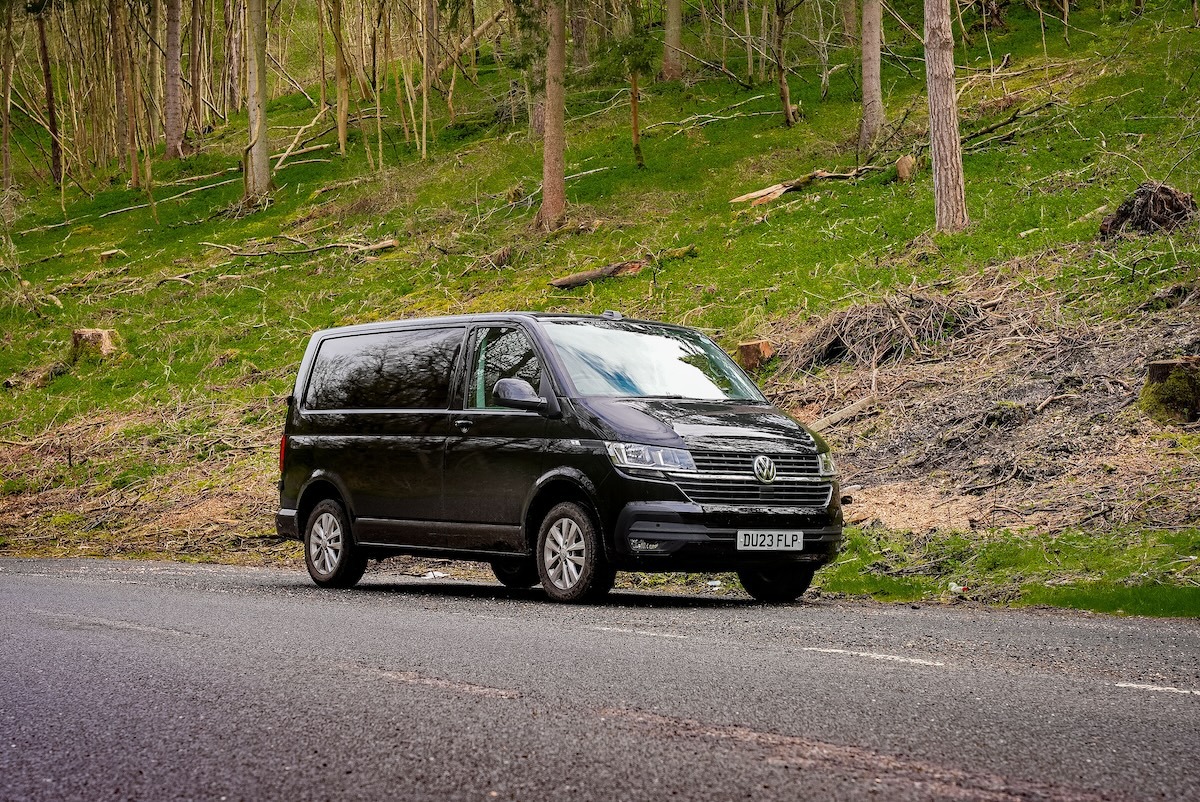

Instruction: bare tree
[243,0,270,201]
[164,0,184,158]
[29,0,61,184]
[327,0,350,156]
[569,0,589,68]
[773,0,801,127]
[536,0,567,230]
[924,0,967,231]
[190,0,203,137]
[838,0,856,43]
[857,0,884,153]
[662,0,682,79]
[1,0,13,189]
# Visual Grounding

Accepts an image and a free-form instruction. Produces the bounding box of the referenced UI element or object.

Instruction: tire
[737,565,815,603]
[536,502,614,603]
[490,557,540,589]
[304,499,368,588]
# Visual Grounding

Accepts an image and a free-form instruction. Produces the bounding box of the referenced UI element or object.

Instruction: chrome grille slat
[670,450,831,507]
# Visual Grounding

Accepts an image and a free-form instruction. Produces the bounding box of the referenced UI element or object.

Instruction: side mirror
[493,378,548,412]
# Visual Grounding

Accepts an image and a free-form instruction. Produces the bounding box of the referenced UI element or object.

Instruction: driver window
[469,327,543,409]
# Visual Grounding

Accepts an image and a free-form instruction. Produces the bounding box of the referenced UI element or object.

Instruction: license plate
[736,530,805,551]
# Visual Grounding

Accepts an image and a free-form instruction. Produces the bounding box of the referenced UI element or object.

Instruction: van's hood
[571,398,820,454]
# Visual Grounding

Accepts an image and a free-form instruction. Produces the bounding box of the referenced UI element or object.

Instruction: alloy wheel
[309,511,343,575]
[542,516,586,590]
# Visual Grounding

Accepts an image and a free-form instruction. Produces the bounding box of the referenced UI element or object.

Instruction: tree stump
[896,154,917,183]
[737,340,775,371]
[1100,183,1197,240]
[71,329,119,362]
[1141,357,1200,424]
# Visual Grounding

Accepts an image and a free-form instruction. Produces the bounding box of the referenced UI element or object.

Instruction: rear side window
[305,327,464,410]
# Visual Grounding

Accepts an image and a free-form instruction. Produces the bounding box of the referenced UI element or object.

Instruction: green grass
[817,526,1200,616]
[1,2,1198,612]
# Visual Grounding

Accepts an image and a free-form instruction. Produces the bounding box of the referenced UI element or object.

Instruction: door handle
[454,418,474,433]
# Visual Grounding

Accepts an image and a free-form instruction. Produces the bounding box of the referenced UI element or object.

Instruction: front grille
[691,450,820,477]
[672,477,833,507]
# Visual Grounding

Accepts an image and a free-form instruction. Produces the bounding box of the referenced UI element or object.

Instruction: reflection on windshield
[542,320,765,401]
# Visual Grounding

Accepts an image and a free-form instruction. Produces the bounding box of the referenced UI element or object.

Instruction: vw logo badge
[752,455,777,484]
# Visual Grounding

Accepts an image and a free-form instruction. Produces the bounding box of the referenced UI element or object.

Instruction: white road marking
[592,626,687,639]
[802,647,945,667]
[1115,682,1200,696]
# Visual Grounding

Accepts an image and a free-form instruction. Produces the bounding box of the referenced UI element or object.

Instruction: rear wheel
[304,499,367,588]
[536,502,614,603]
[490,557,540,588]
[737,565,815,603]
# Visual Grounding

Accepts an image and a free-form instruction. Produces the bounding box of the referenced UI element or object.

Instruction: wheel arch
[522,470,606,556]
[297,474,354,535]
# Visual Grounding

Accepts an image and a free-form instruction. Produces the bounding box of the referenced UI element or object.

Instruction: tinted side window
[305,327,464,410]
[467,327,542,409]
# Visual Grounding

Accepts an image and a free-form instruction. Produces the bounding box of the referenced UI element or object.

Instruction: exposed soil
[769,253,1200,535]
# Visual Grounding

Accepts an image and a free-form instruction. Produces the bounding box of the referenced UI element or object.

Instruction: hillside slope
[1,4,1197,612]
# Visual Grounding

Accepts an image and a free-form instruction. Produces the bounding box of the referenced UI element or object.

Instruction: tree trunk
[570,0,589,68]
[191,0,203,137]
[1,2,13,189]
[35,12,61,185]
[109,0,128,175]
[662,0,683,80]
[536,0,567,231]
[329,0,349,155]
[857,0,884,153]
[165,0,184,158]
[838,0,857,43]
[924,0,967,231]
[149,0,162,144]
[631,68,643,167]
[773,0,795,127]
[743,0,753,82]
[243,0,270,201]
[224,0,243,114]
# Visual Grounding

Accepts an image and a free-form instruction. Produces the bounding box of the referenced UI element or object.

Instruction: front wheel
[536,502,614,603]
[737,565,815,603]
[304,499,367,588]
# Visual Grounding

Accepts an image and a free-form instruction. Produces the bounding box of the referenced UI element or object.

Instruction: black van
[276,312,843,603]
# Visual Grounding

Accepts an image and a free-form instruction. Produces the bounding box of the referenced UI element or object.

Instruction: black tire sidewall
[737,565,815,603]
[304,499,367,588]
[536,502,610,603]
[490,557,540,588]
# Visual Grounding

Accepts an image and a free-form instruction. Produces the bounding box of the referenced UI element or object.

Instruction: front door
[442,325,548,551]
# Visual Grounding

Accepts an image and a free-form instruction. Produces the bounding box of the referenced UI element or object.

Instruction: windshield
[541,320,766,401]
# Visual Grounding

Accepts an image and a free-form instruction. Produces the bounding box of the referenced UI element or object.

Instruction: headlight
[605,442,696,473]
[818,452,837,477]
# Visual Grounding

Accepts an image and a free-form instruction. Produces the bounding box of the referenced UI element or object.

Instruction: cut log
[809,395,879,432]
[736,339,775,371]
[1141,357,1200,424]
[549,260,647,289]
[71,328,118,362]
[730,166,885,206]
[99,248,127,263]
[896,154,917,183]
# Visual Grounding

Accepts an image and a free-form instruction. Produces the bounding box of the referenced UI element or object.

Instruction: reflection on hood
[574,398,817,453]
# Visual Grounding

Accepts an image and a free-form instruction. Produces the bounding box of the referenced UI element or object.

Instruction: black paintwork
[277,313,843,574]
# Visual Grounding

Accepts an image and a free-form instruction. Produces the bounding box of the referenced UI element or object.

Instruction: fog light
[630,539,665,552]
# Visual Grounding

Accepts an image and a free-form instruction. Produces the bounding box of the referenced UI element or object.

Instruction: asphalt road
[1,559,1198,802]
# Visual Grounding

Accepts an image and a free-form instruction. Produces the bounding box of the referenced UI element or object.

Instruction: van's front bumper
[610,500,843,571]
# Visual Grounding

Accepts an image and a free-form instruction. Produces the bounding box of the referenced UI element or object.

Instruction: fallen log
[809,395,878,432]
[549,260,647,289]
[548,244,697,289]
[730,166,885,206]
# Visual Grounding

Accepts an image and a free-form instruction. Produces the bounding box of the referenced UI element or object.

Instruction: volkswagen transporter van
[276,312,843,603]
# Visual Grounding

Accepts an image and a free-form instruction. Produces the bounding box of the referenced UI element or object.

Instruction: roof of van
[308,312,686,340]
